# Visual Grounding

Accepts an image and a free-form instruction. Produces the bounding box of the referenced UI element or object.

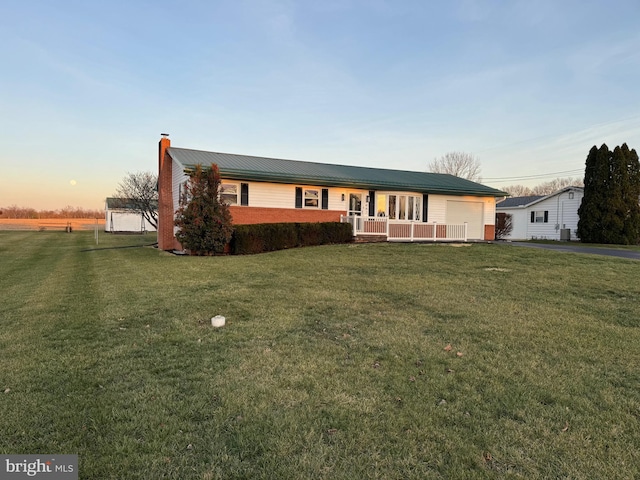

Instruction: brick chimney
[157,134,174,251]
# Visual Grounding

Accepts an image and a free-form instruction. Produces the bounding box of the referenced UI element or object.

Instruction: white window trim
[377,193,422,221]
[220,182,239,206]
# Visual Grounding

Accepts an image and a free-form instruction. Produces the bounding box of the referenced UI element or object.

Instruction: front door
[348,193,363,216]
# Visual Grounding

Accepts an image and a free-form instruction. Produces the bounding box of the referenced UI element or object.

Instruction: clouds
[1,0,640,208]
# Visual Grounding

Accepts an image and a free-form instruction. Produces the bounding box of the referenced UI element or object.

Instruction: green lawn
[1,231,639,479]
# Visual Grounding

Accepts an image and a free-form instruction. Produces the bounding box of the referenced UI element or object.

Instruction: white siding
[172,159,189,236]
[172,158,189,212]
[502,209,529,240]
[427,195,448,223]
[221,181,356,211]
[105,211,157,232]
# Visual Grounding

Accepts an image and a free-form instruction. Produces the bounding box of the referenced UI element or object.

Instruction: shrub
[231,222,353,255]
[174,164,233,255]
[495,213,513,240]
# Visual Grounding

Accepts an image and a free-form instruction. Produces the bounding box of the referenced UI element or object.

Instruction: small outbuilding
[104,198,157,233]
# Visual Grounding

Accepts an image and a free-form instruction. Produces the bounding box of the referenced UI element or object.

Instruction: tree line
[0,205,103,219]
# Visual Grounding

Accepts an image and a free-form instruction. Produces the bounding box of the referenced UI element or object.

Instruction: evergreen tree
[578,143,640,244]
[619,144,640,244]
[174,163,234,255]
[578,145,608,243]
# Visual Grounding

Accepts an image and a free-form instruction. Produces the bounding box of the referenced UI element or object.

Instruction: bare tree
[495,213,513,240]
[531,177,583,195]
[502,185,534,197]
[113,171,158,229]
[429,152,482,182]
[501,177,583,197]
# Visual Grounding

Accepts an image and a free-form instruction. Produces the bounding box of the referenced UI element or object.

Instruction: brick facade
[228,206,343,225]
[157,137,178,251]
[484,224,495,241]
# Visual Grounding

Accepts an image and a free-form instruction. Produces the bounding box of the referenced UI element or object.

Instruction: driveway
[506,242,640,261]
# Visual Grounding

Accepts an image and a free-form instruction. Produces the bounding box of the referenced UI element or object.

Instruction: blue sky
[2,0,640,209]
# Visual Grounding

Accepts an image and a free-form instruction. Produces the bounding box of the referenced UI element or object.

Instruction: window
[296,187,327,209]
[220,183,238,205]
[240,183,249,206]
[321,189,329,210]
[388,195,397,219]
[305,189,319,207]
[178,181,189,204]
[379,193,422,220]
[531,211,548,223]
[376,194,387,216]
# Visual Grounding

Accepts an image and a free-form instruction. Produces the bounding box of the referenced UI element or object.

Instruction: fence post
[464,222,468,242]
[433,222,437,241]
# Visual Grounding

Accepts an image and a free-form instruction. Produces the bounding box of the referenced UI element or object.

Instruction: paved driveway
[507,242,640,260]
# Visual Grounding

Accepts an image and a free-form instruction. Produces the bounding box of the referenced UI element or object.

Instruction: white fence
[341,215,468,242]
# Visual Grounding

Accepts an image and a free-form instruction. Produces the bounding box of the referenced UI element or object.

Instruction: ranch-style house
[157,136,507,251]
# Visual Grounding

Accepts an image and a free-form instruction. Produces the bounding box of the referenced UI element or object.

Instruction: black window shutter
[295,187,302,208]
[368,191,375,217]
[531,211,535,223]
[544,211,549,223]
[422,194,429,222]
[240,183,249,206]
[321,189,329,210]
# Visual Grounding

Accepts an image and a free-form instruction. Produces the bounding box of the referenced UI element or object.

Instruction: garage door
[446,201,484,240]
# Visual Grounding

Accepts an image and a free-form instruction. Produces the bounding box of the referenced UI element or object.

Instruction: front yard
[1,231,639,479]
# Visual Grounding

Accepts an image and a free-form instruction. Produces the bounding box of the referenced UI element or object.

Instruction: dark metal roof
[167,147,508,197]
[106,197,158,210]
[496,187,584,209]
[496,195,544,208]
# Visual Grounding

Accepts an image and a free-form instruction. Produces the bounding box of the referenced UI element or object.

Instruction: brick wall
[484,224,495,241]
[228,206,344,224]
[157,137,175,250]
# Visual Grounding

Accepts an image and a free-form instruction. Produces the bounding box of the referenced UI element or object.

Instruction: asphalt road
[507,242,640,260]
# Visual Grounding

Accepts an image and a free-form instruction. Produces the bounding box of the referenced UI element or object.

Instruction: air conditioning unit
[560,229,571,241]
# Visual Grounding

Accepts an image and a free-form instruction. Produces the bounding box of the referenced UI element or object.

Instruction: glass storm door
[348,193,363,216]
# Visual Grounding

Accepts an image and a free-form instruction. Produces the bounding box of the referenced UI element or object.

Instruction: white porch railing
[340,215,468,242]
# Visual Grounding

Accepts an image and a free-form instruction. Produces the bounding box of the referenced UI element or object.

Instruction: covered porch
[340,215,468,242]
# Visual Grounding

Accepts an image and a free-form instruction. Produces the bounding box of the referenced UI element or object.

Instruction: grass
[1,231,640,479]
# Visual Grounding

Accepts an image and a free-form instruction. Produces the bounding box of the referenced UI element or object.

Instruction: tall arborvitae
[174,163,234,255]
[578,143,640,244]
[578,145,608,243]
[619,144,640,244]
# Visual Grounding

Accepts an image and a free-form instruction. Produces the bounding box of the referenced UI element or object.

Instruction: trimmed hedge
[230,222,353,255]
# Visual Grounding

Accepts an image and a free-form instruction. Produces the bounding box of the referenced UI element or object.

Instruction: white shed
[105,198,157,233]
[496,187,584,241]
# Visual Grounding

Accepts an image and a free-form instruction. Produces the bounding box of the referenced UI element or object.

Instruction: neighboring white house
[105,198,157,233]
[496,187,584,241]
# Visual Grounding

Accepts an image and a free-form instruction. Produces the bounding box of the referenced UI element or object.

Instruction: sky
[1,0,640,210]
